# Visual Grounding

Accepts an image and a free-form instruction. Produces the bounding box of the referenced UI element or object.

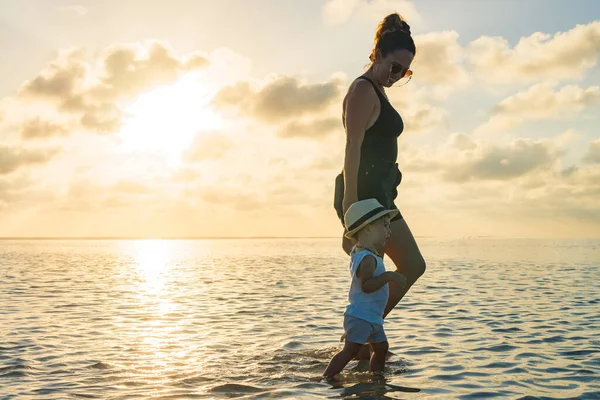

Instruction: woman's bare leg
[382,217,426,317]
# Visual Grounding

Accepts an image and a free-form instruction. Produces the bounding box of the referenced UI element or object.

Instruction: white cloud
[16,41,210,135]
[584,139,600,164]
[413,31,468,87]
[20,117,70,140]
[388,85,449,133]
[276,117,340,139]
[467,21,600,84]
[184,131,235,162]
[443,138,559,182]
[0,145,61,175]
[394,132,600,236]
[212,75,344,123]
[476,82,600,134]
[401,133,566,182]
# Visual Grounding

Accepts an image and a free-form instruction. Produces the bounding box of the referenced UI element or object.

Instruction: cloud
[322,0,421,26]
[0,174,36,204]
[403,103,446,132]
[0,146,60,175]
[59,178,156,212]
[388,85,449,133]
[17,41,210,135]
[110,180,153,195]
[448,133,476,151]
[504,164,600,223]
[79,103,123,134]
[493,82,600,116]
[402,134,561,182]
[212,75,343,123]
[20,117,69,139]
[394,131,600,235]
[276,117,340,139]
[476,82,600,134]
[192,167,328,213]
[95,41,204,98]
[583,139,600,164]
[466,21,600,84]
[195,184,266,211]
[0,183,53,216]
[413,31,468,87]
[20,49,88,99]
[443,139,559,182]
[170,168,201,183]
[184,131,234,162]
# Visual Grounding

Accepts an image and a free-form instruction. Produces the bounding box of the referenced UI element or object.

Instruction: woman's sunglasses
[390,63,412,78]
[389,63,413,86]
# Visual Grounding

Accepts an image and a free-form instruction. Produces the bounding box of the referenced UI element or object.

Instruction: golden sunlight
[133,239,171,295]
[118,74,223,162]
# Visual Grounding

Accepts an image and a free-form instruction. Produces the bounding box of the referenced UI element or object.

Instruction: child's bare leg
[369,341,389,374]
[343,281,406,361]
[356,343,372,360]
[323,342,362,379]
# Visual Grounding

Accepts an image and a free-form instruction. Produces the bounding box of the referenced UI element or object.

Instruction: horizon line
[0,236,597,240]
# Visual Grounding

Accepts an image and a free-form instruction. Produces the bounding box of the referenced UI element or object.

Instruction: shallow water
[1,238,599,399]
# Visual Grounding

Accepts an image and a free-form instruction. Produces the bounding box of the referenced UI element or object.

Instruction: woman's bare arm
[342,80,377,213]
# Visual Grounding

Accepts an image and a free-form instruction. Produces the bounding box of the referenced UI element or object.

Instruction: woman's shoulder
[348,76,374,92]
[345,76,378,105]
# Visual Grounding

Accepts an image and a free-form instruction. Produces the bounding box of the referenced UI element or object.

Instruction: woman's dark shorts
[334,162,403,226]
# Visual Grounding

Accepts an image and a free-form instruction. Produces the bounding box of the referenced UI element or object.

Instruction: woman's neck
[364,67,384,90]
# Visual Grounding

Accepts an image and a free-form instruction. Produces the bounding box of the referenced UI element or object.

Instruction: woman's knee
[404,255,426,285]
[388,250,426,283]
[414,255,426,279]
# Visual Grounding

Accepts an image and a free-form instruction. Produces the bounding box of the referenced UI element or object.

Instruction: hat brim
[344,209,399,239]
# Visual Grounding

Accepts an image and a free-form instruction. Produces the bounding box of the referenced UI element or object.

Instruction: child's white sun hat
[344,198,399,239]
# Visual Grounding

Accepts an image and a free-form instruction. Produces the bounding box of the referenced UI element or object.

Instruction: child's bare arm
[358,256,402,293]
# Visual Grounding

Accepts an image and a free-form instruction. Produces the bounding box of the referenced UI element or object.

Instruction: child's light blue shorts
[343,314,387,344]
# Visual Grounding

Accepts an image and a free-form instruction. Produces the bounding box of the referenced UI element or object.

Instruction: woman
[334,13,427,357]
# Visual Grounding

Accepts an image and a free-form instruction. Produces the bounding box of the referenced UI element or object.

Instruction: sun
[117,74,223,161]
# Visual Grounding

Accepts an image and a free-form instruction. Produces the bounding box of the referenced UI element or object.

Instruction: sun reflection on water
[133,240,171,294]
[113,240,217,379]
[127,240,182,371]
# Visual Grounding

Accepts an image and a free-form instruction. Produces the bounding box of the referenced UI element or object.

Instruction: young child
[323,198,407,379]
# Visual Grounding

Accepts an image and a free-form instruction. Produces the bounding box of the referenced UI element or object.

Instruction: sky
[0,0,599,238]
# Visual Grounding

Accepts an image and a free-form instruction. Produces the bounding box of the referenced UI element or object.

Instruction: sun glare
[133,239,171,294]
[118,74,223,162]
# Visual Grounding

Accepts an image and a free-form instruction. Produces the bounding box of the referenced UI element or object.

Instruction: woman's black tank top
[347,76,404,166]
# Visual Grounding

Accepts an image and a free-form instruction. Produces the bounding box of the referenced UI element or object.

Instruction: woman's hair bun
[369,13,416,62]
[376,13,411,43]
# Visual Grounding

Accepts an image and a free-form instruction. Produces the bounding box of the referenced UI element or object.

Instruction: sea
[1,238,599,399]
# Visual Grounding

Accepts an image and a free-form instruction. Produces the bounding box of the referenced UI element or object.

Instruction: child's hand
[387,271,407,288]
